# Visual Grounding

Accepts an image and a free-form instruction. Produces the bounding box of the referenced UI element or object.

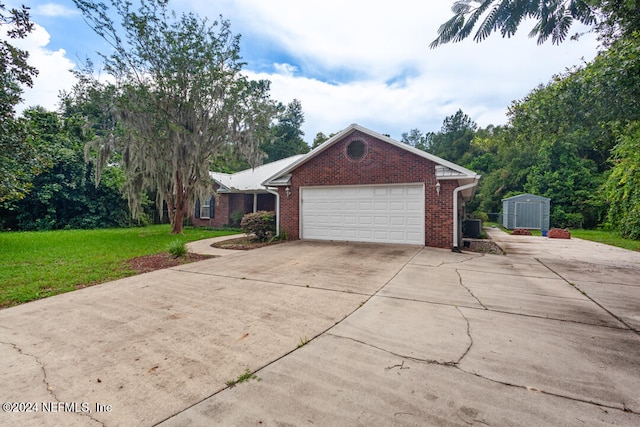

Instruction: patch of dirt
[127,253,216,274]
[210,237,284,250]
[464,238,505,255]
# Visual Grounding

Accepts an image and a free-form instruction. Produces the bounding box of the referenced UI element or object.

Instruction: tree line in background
[404,32,640,238]
[418,0,640,239]
[1,1,638,240]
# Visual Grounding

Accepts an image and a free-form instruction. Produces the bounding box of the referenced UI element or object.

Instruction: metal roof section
[210,154,305,193]
[262,123,480,187]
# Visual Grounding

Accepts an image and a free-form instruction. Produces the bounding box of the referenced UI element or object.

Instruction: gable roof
[262,123,479,187]
[211,154,306,193]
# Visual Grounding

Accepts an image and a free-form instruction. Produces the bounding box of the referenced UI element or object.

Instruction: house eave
[262,123,479,186]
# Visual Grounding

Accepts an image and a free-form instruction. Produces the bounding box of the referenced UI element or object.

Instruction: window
[347,140,366,160]
[195,196,214,219]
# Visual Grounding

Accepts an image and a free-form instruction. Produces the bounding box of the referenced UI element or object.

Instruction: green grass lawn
[570,229,640,252]
[0,225,239,308]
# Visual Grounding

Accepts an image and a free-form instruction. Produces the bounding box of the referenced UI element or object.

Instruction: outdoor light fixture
[285,186,291,198]
[435,181,441,195]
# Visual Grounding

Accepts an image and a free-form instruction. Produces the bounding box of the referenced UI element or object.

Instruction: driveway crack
[536,258,640,336]
[454,365,638,415]
[0,340,105,426]
[456,269,488,310]
[1,339,59,401]
[454,306,474,364]
[325,333,457,367]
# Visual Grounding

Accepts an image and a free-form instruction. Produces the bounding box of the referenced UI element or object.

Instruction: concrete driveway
[1,231,639,426]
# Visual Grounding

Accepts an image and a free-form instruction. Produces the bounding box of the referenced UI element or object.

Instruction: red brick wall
[279,130,456,248]
[191,192,277,228]
[190,186,231,228]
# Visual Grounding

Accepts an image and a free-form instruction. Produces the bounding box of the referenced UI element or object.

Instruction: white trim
[452,179,480,250]
[263,123,478,187]
[267,189,280,236]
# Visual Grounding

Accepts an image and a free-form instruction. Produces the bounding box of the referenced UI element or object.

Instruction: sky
[14,0,600,143]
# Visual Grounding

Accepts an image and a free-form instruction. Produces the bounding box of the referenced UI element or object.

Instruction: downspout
[452,178,480,253]
[266,188,280,237]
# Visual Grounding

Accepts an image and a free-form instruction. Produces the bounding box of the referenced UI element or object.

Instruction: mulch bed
[127,253,215,274]
[464,238,505,255]
[209,237,285,250]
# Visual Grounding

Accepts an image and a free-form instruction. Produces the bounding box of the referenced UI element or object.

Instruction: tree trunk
[170,173,185,234]
[171,208,184,234]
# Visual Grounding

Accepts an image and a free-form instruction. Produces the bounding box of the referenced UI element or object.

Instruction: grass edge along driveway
[0,225,239,308]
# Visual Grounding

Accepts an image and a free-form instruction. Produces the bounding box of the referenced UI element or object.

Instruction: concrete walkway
[1,231,639,426]
[185,233,246,257]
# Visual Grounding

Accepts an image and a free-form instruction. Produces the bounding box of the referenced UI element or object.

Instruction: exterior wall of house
[190,191,230,228]
[279,130,455,248]
[190,191,277,228]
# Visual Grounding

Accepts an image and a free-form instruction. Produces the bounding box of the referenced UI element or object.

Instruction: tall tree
[432,0,640,47]
[261,99,309,162]
[0,4,49,204]
[74,0,278,233]
[401,128,429,151]
[605,122,640,239]
[311,131,337,149]
[0,107,131,230]
[427,109,477,164]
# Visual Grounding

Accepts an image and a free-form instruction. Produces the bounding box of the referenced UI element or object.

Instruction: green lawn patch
[0,225,239,308]
[570,229,640,252]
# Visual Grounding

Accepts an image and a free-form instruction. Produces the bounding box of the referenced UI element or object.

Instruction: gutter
[452,178,480,253]
[266,188,280,237]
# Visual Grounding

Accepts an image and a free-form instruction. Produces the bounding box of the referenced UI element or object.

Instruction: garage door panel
[301,184,425,245]
[406,201,423,211]
[359,216,373,225]
[374,216,388,225]
[389,216,405,226]
[406,217,423,226]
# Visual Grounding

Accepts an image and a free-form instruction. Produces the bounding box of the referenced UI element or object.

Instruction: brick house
[193,124,480,250]
[191,154,305,228]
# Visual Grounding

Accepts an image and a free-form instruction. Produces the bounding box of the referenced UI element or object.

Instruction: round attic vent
[347,140,366,160]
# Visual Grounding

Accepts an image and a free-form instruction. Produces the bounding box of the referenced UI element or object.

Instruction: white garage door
[301,184,425,245]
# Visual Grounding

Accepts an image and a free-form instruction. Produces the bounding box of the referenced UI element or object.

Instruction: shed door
[515,202,542,229]
[300,184,424,245]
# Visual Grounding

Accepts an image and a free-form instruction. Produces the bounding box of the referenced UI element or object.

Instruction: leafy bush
[470,211,489,222]
[230,210,245,227]
[551,207,584,229]
[168,239,187,258]
[241,211,276,241]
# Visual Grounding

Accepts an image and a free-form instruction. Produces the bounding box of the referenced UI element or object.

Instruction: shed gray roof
[502,193,550,202]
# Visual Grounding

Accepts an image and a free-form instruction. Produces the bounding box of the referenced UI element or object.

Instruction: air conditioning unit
[463,219,482,238]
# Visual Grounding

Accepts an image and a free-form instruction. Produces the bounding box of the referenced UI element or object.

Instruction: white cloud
[34,3,81,17]
[183,0,599,140]
[13,24,78,113]
[273,63,298,77]
[21,0,601,141]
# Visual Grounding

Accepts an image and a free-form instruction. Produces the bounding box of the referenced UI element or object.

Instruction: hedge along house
[502,193,551,231]
[191,154,306,228]
[261,124,481,250]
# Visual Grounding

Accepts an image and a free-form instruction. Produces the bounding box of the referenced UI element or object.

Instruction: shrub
[230,210,245,226]
[168,239,187,258]
[470,211,489,223]
[241,211,276,242]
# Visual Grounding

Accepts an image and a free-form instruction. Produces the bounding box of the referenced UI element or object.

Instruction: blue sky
[15,0,600,143]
